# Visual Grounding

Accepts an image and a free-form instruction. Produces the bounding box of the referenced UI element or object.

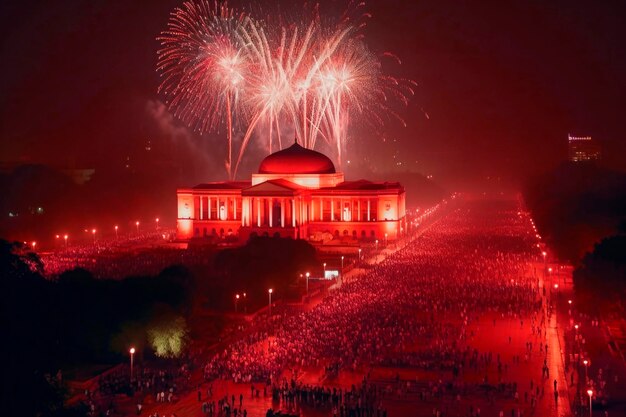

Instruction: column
[241,198,245,227]
[207,197,211,220]
[199,196,203,220]
[311,199,315,223]
[257,198,261,227]
[358,199,361,221]
[320,198,323,221]
[269,198,273,227]
[331,198,334,221]
[339,199,343,221]
[367,199,371,221]
[292,198,296,227]
[281,199,285,227]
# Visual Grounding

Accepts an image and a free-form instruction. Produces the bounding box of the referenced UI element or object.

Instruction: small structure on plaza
[176,140,406,241]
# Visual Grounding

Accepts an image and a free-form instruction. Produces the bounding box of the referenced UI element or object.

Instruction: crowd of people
[199,198,558,416]
[74,195,620,416]
[38,230,216,279]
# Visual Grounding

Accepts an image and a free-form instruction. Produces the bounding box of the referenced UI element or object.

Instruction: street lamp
[64,234,68,248]
[235,294,240,313]
[358,248,362,261]
[135,221,140,233]
[155,217,160,230]
[92,228,96,244]
[583,359,588,382]
[587,389,593,417]
[384,233,388,245]
[305,272,310,295]
[115,225,119,239]
[268,288,273,316]
[31,241,37,250]
[323,262,326,278]
[375,239,379,251]
[341,255,344,271]
[243,292,247,313]
[129,347,136,383]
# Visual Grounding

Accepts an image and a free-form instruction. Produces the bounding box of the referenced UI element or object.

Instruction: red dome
[258,142,336,174]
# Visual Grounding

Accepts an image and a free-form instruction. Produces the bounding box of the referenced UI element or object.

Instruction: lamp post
[31,241,37,251]
[341,256,344,275]
[243,292,247,313]
[587,389,593,417]
[358,248,362,261]
[135,221,140,233]
[305,272,310,295]
[583,359,588,383]
[235,294,240,313]
[268,289,273,317]
[155,217,160,230]
[323,262,326,278]
[375,239,378,251]
[92,228,96,244]
[129,347,136,383]
[384,233,388,245]
[542,251,547,270]
[115,225,119,239]
[64,234,68,248]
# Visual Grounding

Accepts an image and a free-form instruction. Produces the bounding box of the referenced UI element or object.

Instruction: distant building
[176,140,407,242]
[568,134,601,162]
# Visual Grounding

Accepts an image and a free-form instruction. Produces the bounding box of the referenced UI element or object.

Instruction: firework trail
[157,0,246,179]
[157,0,415,179]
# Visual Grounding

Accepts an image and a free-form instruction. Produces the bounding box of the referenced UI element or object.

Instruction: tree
[146,305,189,358]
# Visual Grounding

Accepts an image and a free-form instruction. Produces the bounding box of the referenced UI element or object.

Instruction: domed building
[176,140,406,241]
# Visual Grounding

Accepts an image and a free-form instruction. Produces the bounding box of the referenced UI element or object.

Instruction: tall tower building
[568,134,601,162]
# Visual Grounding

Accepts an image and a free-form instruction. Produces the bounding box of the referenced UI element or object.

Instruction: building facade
[177,142,406,242]
[568,134,601,162]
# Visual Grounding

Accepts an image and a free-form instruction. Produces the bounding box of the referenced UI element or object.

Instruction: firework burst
[157,0,414,179]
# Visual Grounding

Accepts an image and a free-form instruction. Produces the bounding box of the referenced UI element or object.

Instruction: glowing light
[268,288,273,294]
[157,1,414,178]
[130,347,136,354]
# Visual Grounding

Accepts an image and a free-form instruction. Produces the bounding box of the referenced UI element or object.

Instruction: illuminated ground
[109,197,586,417]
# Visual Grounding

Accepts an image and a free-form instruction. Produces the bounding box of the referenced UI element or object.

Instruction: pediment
[242,179,303,195]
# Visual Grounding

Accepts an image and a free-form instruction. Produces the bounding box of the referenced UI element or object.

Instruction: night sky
[1,0,624,186]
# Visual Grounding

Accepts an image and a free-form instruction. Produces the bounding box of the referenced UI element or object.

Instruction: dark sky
[1,0,624,185]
